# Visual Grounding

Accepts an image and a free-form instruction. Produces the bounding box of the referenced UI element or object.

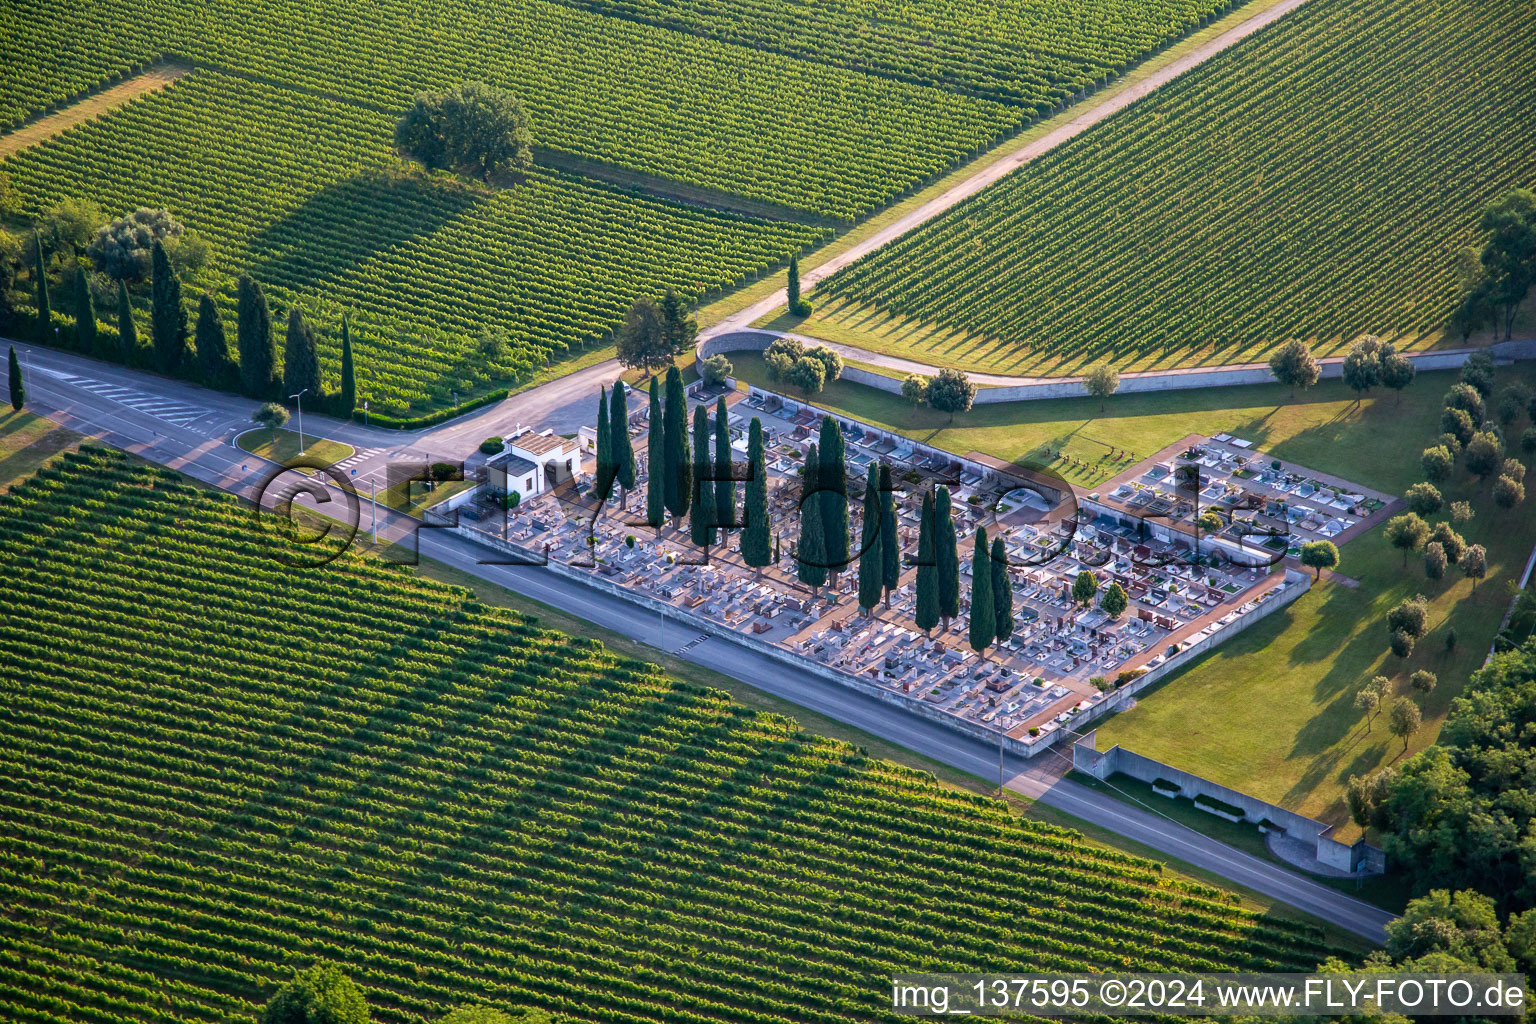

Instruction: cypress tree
[857,463,882,614]
[73,265,95,354]
[594,385,614,502]
[741,417,771,572]
[690,403,712,547]
[8,345,25,411]
[116,279,137,364]
[914,490,939,634]
[32,231,50,340]
[338,313,356,416]
[818,415,849,580]
[282,306,321,398]
[646,376,665,527]
[992,535,1014,646]
[797,444,827,596]
[714,395,734,532]
[150,239,188,374]
[196,293,228,385]
[936,485,960,629]
[968,527,995,657]
[237,274,275,398]
[610,380,635,507]
[663,365,690,519]
[787,253,807,315]
[879,462,900,607]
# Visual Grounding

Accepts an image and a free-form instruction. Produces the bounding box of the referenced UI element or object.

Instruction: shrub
[479,436,504,455]
[699,353,734,387]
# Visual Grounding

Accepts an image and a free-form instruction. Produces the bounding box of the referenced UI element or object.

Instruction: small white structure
[486,428,582,498]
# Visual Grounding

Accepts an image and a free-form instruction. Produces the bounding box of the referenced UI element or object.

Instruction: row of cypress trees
[614,382,1014,654]
[31,242,357,417]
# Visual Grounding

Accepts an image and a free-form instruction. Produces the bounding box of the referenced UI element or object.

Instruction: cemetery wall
[1072,730,1386,874]
[703,331,1536,406]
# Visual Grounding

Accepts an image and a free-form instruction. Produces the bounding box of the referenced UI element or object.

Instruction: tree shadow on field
[247,172,490,298]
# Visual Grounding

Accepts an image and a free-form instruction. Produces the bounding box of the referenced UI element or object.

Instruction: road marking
[332,446,385,472]
[673,634,710,655]
[39,369,213,427]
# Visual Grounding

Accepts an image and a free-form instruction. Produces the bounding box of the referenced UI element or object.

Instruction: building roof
[486,451,537,476]
[509,431,577,457]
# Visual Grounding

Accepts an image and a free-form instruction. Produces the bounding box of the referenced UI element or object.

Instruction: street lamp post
[371,479,378,545]
[290,388,308,455]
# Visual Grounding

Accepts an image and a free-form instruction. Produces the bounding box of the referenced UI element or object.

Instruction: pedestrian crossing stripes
[673,634,710,655]
[332,447,383,472]
[41,370,213,428]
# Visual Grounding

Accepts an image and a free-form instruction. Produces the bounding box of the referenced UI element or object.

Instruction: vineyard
[0,447,1338,1024]
[0,0,1024,221]
[546,0,1243,107]
[818,0,1536,375]
[1,71,829,415]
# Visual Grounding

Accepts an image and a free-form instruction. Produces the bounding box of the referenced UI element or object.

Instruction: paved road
[13,342,1395,944]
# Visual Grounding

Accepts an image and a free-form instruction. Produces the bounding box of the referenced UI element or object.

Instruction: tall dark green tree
[797,445,827,596]
[936,485,960,630]
[968,527,995,657]
[116,279,137,363]
[742,417,772,572]
[857,463,882,614]
[658,288,697,359]
[149,238,187,374]
[195,293,228,384]
[646,376,665,527]
[817,416,849,580]
[237,274,275,398]
[714,395,734,532]
[32,230,49,339]
[338,313,356,416]
[786,253,811,316]
[690,403,712,547]
[914,490,939,634]
[879,463,900,607]
[663,365,690,519]
[594,385,614,502]
[72,265,94,354]
[282,306,321,398]
[991,535,1013,647]
[8,345,24,411]
[610,380,635,507]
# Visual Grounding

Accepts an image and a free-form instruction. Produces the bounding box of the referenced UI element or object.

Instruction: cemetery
[456,388,1376,751]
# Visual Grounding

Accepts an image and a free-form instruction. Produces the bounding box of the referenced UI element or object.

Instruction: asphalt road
[11,341,1395,944]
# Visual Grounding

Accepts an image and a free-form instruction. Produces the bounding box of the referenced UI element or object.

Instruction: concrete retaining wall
[1073,730,1386,874]
[704,331,1536,406]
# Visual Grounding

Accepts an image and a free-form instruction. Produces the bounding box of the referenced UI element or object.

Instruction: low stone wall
[703,330,1536,406]
[1073,730,1386,874]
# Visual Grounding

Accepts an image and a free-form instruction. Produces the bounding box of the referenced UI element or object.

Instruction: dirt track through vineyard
[0,62,192,159]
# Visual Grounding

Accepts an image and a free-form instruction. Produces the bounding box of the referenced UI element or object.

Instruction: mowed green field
[0,447,1340,1024]
[817,0,1536,376]
[725,355,1536,829]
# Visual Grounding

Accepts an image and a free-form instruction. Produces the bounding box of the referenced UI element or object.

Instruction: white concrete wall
[703,331,1536,407]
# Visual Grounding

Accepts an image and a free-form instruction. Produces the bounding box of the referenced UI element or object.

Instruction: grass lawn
[765,297,1499,380]
[732,356,1536,829]
[1069,772,1414,913]
[237,427,353,472]
[0,410,83,491]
